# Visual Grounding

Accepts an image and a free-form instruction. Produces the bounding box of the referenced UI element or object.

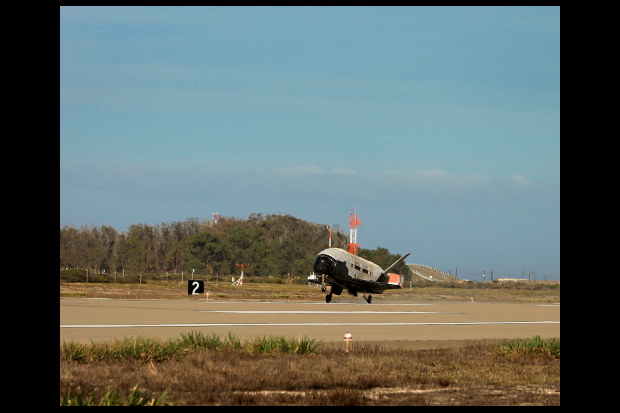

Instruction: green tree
[60,214,406,281]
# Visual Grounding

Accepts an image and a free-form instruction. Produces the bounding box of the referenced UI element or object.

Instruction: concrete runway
[60,297,559,346]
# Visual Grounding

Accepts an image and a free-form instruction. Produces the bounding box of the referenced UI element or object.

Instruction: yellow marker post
[344,332,352,353]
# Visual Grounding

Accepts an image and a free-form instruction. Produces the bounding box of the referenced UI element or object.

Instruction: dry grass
[60,338,559,406]
[59,279,559,303]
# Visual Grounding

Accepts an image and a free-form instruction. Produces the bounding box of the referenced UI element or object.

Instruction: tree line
[60,213,411,279]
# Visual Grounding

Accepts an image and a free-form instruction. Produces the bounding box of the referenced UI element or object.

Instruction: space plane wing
[307,274,401,292]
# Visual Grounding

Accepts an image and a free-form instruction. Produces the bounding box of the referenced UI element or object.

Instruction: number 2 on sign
[188,279,204,295]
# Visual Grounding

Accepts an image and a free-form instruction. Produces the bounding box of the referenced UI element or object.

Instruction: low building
[497,278,528,283]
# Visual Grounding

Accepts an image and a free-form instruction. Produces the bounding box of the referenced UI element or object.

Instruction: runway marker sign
[188,280,204,295]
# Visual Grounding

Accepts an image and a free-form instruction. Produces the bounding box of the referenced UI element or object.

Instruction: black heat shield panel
[345,277,402,294]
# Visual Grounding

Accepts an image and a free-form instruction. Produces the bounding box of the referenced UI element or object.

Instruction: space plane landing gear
[325,293,332,303]
[363,294,372,304]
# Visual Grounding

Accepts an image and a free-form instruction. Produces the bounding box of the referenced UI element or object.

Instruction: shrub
[60,385,170,406]
[494,335,560,359]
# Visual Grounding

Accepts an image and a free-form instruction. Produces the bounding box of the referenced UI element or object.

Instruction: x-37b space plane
[308,248,410,303]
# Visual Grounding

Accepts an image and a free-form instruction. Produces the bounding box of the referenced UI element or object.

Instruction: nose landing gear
[323,285,372,303]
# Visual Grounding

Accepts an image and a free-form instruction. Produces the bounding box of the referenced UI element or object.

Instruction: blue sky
[60,6,560,280]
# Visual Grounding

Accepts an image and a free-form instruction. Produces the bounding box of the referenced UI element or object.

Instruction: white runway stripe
[61,321,559,328]
[199,310,454,314]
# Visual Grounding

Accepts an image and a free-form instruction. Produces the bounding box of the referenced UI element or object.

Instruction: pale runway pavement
[60,297,559,346]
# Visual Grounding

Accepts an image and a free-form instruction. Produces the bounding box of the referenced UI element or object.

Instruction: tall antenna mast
[327,226,332,248]
[348,209,362,255]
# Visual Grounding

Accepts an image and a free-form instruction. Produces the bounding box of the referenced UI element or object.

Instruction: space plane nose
[313,255,333,274]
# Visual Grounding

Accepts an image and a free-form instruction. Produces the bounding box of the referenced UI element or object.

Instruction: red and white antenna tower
[232,263,250,286]
[348,209,362,255]
[327,226,332,248]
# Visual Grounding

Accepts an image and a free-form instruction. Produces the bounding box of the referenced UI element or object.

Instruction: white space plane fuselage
[309,248,410,303]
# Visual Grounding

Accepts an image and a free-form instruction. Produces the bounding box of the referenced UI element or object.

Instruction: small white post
[344,332,352,353]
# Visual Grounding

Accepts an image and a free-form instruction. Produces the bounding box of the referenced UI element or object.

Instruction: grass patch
[61,336,187,362]
[60,291,90,298]
[61,332,323,363]
[493,335,560,359]
[60,385,170,406]
[248,335,322,354]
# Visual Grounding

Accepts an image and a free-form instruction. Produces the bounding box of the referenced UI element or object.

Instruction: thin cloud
[61,163,536,205]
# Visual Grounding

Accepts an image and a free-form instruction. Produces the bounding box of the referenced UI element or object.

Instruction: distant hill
[407,264,459,282]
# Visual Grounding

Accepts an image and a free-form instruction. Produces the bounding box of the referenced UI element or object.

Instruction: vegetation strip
[61,215,412,280]
[61,332,559,363]
[61,331,323,363]
[60,333,559,406]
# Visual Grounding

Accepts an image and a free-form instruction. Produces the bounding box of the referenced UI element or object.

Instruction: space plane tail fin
[382,253,410,275]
